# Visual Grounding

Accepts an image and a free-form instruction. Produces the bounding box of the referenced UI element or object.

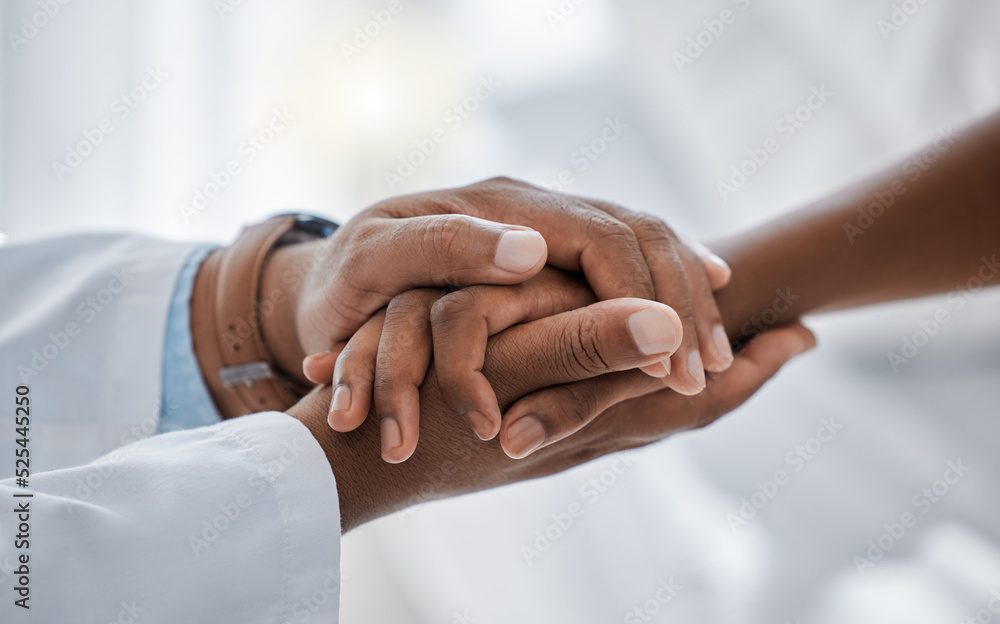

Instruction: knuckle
[585,212,634,243]
[388,288,438,314]
[478,175,531,191]
[429,290,475,328]
[559,313,609,377]
[629,212,676,242]
[421,215,468,265]
[372,367,409,399]
[554,384,599,428]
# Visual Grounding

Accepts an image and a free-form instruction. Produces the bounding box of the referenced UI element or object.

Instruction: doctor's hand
[287,298,815,532]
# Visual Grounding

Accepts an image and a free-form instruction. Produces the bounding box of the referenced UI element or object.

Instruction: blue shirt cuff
[159,244,222,433]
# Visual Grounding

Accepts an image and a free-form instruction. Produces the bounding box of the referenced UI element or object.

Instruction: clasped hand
[266,177,810,476]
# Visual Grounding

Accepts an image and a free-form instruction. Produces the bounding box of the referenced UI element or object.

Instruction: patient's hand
[287,292,814,531]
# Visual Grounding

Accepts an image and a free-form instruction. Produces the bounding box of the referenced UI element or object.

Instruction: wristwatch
[191,214,337,417]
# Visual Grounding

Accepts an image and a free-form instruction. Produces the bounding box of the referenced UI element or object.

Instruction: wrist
[259,239,322,387]
[287,386,415,532]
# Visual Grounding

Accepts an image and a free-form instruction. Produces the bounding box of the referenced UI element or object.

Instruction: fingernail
[793,338,817,356]
[332,384,351,411]
[381,416,402,456]
[707,252,730,274]
[507,416,546,458]
[661,357,671,375]
[712,324,734,367]
[327,385,352,428]
[642,361,668,378]
[494,230,546,273]
[628,306,680,355]
[687,349,706,389]
[465,410,496,440]
[305,350,332,362]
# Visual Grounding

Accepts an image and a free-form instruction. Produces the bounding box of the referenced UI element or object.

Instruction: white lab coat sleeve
[0,233,199,470]
[0,233,343,622]
[1,411,342,624]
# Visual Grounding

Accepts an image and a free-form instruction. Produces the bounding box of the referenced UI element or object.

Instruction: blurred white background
[3,1,1000,622]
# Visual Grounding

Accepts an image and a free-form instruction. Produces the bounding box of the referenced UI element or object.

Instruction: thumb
[299,214,548,354]
[374,214,549,290]
[482,298,684,406]
[301,342,346,385]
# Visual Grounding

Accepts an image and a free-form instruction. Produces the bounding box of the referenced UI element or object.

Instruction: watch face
[293,214,339,238]
[274,214,339,246]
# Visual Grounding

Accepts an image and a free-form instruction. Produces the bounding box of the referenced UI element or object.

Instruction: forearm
[714,109,1000,339]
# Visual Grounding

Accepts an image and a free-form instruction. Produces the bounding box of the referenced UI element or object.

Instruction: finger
[683,237,732,291]
[373,289,440,464]
[299,214,551,355]
[362,214,549,292]
[430,270,596,441]
[501,369,654,458]
[328,310,386,432]
[677,245,733,374]
[421,178,658,301]
[302,343,346,385]
[600,207,707,395]
[481,297,684,408]
[571,200,697,389]
[502,323,816,458]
